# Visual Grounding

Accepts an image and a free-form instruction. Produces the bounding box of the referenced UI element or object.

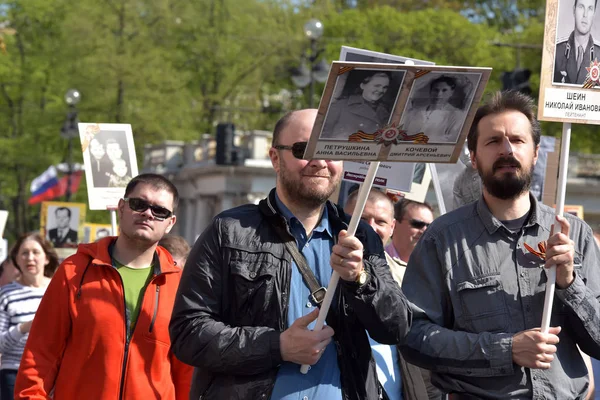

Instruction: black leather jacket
[170,189,412,400]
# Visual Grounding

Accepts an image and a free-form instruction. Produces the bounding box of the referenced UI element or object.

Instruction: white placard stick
[110,209,118,236]
[300,161,381,374]
[541,122,571,334]
[428,163,446,215]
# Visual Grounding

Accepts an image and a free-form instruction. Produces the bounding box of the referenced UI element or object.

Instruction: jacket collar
[79,236,179,276]
[476,192,540,235]
[260,188,356,239]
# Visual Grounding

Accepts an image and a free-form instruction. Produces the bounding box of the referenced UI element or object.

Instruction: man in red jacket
[15,173,192,399]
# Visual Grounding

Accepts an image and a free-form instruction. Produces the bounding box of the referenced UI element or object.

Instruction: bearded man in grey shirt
[400,90,600,399]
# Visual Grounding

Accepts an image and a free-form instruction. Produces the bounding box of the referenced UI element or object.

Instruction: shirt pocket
[229,252,282,325]
[456,274,509,333]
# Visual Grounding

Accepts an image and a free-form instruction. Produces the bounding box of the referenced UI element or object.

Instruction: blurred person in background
[0,234,58,399]
[0,257,20,287]
[159,235,190,268]
[386,199,434,281]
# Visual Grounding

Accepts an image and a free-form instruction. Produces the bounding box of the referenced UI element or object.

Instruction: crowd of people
[0,90,599,399]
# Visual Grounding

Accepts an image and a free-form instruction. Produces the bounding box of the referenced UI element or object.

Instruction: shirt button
[303,397,309,400]
[520,272,525,277]
[250,272,257,278]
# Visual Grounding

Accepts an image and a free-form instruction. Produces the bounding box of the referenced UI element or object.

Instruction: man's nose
[500,137,513,155]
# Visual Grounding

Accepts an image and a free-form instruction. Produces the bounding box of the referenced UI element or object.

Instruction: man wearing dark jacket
[170,109,412,400]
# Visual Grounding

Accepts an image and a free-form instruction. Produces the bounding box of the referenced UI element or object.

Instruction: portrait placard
[342,161,414,192]
[564,204,585,219]
[304,62,491,164]
[386,163,433,203]
[0,210,7,238]
[82,223,113,243]
[340,46,435,66]
[79,123,138,210]
[40,202,86,259]
[337,48,432,194]
[539,0,600,124]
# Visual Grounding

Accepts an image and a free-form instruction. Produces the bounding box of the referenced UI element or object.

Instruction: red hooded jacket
[15,237,192,399]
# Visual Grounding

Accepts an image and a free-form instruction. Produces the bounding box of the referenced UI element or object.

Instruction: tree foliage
[0,0,598,241]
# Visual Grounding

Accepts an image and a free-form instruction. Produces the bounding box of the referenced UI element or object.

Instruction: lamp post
[61,88,81,202]
[291,19,329,108]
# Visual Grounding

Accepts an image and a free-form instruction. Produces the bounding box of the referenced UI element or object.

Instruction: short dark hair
[345,188,393,214]
[55,207,71,218]
[361,71,391,85]
[10,233,59,277]
[430,75,457,91]
[394,199,434,222]
[272,111,297,147]
[124,173,179,213]
[467,90,541,153]
[159,235,191,261]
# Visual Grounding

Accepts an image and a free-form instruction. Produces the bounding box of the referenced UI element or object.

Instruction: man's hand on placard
[331,230,364,282]
[512,326,561,369]
[545,215,575,289]
[280,308,335,365]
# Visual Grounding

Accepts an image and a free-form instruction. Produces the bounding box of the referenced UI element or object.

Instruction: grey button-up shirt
[400,195,600,399]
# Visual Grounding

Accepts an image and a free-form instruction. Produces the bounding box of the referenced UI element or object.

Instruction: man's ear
[165,215,176,235]
[269,147,280,174]
[469,151,477,169]
[533,144,540,166]
[117,198,125,221]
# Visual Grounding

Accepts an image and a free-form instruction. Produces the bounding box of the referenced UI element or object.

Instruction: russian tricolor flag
[29,166,83,205]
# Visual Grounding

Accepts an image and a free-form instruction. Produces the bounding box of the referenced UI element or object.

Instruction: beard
[278,160,339,209]
[478,155,533,200]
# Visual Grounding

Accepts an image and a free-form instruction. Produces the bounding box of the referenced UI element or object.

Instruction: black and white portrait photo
[79,123,138,210]
[553,0,600,85]
[41,202,86,249]
[320,68,405,140]
[399,72,480,144]
[87,130,133,188]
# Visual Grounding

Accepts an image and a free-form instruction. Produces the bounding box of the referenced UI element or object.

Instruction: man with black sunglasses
[400,91,600,399]
[16,173,193,399]
[170,109,412,400]
[386,198,434,278]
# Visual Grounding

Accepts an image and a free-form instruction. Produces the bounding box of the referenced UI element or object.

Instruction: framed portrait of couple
[79,123,139,210]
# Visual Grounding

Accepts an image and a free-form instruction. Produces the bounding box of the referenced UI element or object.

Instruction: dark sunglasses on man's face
[407,218,430,229]
[124,197,173,220]
[273,141,308,160]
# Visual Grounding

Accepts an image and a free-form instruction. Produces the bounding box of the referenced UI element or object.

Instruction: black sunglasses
[124,198,173,220]
[273,141,308,160]
[407,219,430,229]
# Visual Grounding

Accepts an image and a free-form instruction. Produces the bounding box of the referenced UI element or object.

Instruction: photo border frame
[305,61,491,164]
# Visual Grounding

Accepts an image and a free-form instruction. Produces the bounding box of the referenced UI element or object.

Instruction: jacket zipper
[149,285,160,333]
[116,273,158,400]
[117,272,130,400]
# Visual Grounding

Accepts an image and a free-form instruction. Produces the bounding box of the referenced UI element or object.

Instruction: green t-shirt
[115,260,153,332]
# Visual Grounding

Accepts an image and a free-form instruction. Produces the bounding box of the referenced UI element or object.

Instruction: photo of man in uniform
[554,0,600,85]
[48,207,79,248]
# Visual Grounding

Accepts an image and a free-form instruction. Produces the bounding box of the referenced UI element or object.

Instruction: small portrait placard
[79,123,138,210]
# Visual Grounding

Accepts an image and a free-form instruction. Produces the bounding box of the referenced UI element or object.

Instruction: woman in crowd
[0,233,58,398]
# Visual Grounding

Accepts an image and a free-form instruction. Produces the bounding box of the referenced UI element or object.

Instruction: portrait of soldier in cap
[554,0,600,85]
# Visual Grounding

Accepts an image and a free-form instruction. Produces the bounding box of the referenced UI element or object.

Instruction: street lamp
[61,88,81,202]
[291,19,329,108]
